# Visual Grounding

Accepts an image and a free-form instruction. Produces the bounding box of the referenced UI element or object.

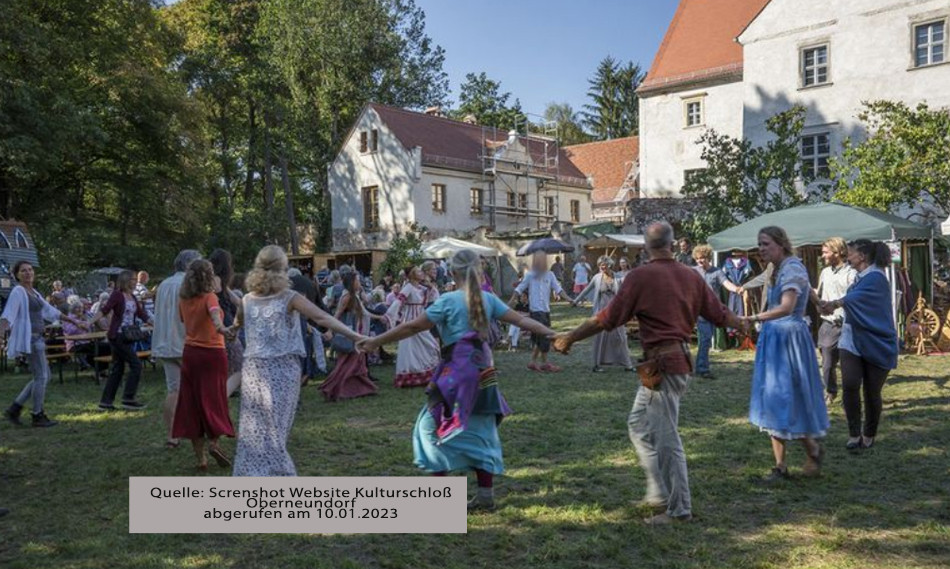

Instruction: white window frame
[13,229,28,248]
[800,132,831,181]
[470,187,483,215]
[0,233,10,249]
[569,200,581,223]
[800,43,830,87]
[544,196,555,217]
[431,183,446,213]
[683,97,704,129]
[913,19,947,68]
[362,186,380,230]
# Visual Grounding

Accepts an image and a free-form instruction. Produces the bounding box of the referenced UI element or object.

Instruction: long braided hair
[449,249,489,339]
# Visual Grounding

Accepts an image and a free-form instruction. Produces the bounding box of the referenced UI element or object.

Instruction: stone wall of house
[623,197,704,234]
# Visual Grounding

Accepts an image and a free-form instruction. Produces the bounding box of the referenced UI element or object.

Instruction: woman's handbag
[119,325,147,343]
[330,332,355,354]
[329,312,356,354]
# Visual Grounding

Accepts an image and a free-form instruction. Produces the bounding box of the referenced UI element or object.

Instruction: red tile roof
[640,0,771,93]
[368,103,590,187]
[563,138,639,204]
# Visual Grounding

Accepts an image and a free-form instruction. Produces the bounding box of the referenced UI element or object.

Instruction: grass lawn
[1,304,948,569]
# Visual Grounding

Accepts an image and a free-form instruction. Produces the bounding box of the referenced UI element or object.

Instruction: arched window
[0,233,10,249]
[14,229,28,248]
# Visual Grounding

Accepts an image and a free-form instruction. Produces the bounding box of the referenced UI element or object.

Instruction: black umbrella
[516,238,575,256]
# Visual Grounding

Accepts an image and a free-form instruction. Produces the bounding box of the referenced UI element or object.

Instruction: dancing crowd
[0,220,900,523]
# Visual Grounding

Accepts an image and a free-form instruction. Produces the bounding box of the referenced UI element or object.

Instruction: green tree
[582,57,644,140]
[453,72,526,129]
[0,0,209,275]
[162,0,449,257]
[543,103,591,146]
[681,106,826,241]
[832,101,950,214]
[377,223,426,280]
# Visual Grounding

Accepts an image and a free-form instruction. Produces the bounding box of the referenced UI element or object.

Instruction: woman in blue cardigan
[820,240,898,451]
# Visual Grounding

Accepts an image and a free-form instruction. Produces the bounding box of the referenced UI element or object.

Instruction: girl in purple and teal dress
[360,249,556,511]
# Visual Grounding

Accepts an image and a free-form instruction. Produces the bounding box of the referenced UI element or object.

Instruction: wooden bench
[93,351,153,367]
[45,336,72,384]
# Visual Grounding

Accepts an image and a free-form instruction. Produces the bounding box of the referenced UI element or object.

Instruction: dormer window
[360,129,379,153]
[14,229,28,248]
[0,233,10,249]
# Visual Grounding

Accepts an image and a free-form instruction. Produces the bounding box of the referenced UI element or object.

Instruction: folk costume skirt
[172,345,234,440]
[749,317,829,440]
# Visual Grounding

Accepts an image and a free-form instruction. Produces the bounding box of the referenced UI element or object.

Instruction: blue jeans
[696,319,714,375]
[15,337,51,414]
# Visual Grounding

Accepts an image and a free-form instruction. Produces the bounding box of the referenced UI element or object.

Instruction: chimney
[425,105,444,117]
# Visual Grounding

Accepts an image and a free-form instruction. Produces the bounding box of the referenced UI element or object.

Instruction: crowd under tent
[584,234,646,264]
[707,202,935,328]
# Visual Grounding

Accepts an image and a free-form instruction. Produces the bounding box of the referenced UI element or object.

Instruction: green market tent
[573,220,619,240]
[708,202,933,251]
[708,202,935,327]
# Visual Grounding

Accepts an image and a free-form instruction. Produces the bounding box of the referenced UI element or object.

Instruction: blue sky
[414,0,678,117]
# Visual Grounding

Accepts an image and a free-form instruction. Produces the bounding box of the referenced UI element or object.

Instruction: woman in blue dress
[742,226,829,482]
[359,249,557,511]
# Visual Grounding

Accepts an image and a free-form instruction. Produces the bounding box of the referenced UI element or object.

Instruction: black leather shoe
[3,404,23,426]
[31,412,58,428]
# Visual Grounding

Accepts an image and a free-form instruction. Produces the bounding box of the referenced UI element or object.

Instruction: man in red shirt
[553,221,744,525]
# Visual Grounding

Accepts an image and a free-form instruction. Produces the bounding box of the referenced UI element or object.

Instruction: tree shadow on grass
[2,346,950,569]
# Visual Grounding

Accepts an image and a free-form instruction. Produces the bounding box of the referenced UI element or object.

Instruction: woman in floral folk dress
[385,266,439,388]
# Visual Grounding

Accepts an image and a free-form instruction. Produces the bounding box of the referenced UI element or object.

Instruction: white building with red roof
[740,0,950,204]
[563,137,639,224]
[637,0,771,198]
[328,103,592,253]
[639,0,950,217]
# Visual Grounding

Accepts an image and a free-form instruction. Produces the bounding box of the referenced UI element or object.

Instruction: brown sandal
[803,443,824,477]
[209,446,231,468]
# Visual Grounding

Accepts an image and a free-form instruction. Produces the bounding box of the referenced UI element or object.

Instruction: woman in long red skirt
[172,259,235,471]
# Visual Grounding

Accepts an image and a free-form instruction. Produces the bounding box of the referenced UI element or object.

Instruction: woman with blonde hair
[571,256,632,372]
[360,249,558,510]
[742,226,829,482]
[234,245,365,476]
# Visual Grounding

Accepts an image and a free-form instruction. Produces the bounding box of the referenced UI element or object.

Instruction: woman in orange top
[172,260,235,471]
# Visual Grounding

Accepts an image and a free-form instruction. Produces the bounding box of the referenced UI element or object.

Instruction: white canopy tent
[419,237,499,259]
[584,234,646,249]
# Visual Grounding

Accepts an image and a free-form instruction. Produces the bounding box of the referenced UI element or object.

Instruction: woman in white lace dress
[385,266,439,387]
[233,246,365,476]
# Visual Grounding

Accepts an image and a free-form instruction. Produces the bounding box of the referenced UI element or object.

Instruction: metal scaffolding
[480,115,562,230]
